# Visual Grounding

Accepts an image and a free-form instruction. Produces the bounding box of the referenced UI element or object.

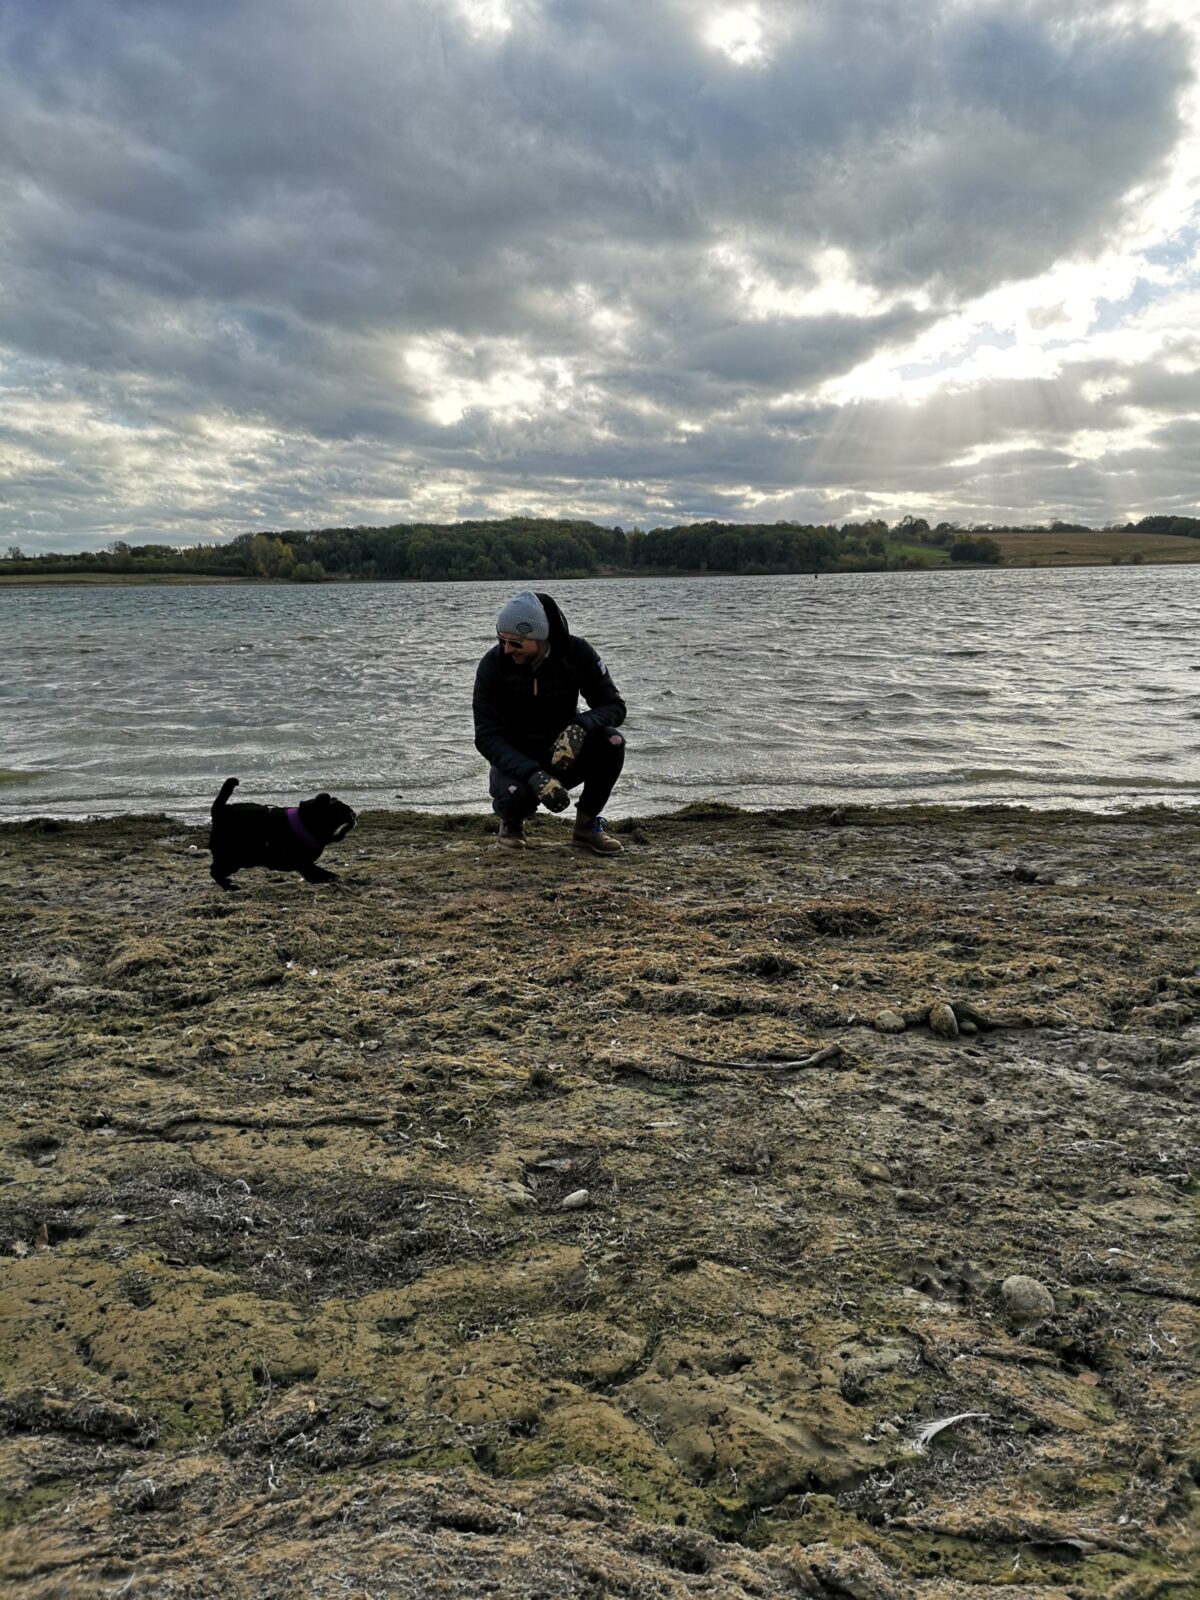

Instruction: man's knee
[569,727,625,791]
[586,727,626,760]
[489,768,537,818]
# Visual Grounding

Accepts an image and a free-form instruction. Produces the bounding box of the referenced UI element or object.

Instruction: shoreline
[5,544,1200,587]
[4,796,1200,832]
[2,803,1197,1594]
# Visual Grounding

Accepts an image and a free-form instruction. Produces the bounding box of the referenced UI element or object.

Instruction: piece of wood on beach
[950,1001,995,1030]
[667,1043,845,1073]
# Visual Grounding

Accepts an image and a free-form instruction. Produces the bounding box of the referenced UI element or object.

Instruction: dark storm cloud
[0,0,1196,547]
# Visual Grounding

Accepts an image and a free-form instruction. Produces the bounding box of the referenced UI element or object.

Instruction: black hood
[533,592,571,651]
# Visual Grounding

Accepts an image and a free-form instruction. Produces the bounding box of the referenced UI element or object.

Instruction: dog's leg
[210,861,240,891]
[298,863,338,884]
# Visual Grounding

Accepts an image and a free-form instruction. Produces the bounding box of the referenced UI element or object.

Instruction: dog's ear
[315,793,331,804]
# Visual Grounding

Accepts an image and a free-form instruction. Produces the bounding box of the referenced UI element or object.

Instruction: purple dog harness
[286,807,319,852]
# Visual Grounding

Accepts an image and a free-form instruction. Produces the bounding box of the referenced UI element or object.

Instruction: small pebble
[928,1002,959,1039]
[560,1189,590,1210]
[858,1160,892,1183]
[874,1009,906,1034]
[1000,1273,1056,1326]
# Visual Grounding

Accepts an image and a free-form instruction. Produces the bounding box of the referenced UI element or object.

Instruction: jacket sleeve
[572,640,626,734]
[472,654,543,782]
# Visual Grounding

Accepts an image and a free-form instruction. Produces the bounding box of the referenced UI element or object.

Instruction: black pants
[490,728,626,822]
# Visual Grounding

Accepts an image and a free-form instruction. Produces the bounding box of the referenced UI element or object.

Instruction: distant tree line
[3,512,1198,582]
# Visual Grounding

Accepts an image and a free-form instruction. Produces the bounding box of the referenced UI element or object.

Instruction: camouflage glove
[530,769,570,812]
[549,722,587,773]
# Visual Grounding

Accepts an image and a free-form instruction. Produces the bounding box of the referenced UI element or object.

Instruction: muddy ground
[0,803,1196,1598]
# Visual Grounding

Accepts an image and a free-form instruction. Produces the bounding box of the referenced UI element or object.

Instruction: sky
[2,0,1199,553]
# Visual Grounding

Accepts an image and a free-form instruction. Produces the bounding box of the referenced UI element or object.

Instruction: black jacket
[473,592,626,783]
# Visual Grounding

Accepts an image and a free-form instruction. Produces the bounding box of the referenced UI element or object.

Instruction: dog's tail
[212,777,239,816]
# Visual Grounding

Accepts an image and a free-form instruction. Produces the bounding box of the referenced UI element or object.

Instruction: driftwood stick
[900,1323,953,1377]
[668,1044,844,1073]
[951,1001,996,1030]
[889,1516,1139,1559]
[968,1344,1060,1367]
[113,1110,390,1136]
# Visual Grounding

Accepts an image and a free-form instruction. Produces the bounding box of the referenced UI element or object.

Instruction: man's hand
[549,722,587,773]
[530,770,570,812]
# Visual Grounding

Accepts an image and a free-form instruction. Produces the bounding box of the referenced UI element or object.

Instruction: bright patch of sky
[704,6,769,66]
[0,0,1198,549]
[455,0,516,39]
[823,228,1200,404]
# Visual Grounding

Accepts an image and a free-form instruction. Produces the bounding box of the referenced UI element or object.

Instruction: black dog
[208,777,356,890]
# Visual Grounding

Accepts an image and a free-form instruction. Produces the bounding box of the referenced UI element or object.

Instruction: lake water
[2,567,1199,819]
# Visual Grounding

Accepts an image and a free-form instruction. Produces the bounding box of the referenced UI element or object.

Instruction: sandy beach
[1,803,1196,1597]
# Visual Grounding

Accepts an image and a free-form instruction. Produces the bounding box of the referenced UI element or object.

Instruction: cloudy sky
[2,0,1199,552]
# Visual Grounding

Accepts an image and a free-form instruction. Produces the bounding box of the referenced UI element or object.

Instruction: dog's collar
[286,807,319,852]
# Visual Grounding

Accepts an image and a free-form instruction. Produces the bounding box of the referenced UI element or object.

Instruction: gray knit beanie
[496,590,549,640]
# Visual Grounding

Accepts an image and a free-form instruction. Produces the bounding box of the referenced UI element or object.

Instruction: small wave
[893,734,960,750]
[0,768,41,786]
[965,767,1199,791]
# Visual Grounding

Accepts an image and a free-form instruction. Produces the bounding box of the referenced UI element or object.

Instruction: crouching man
[473,590,627,854]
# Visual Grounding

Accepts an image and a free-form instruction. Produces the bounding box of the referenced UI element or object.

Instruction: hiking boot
[572,814,624,855]
[496,820,528,849]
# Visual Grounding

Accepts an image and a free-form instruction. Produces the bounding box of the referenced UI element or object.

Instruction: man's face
[498,631,542,665]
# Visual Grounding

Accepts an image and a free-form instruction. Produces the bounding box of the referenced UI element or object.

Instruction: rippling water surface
[3,567,1198,817]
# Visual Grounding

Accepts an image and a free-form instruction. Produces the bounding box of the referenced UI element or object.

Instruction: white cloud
[404,334,576,426]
